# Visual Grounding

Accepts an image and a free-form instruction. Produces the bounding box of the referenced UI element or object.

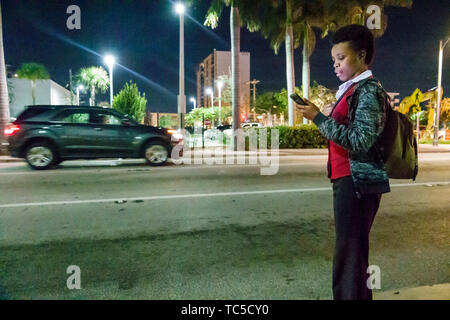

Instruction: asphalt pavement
[0,149,448,300]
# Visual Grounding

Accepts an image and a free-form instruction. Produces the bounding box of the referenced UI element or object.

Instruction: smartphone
[289,93,307,105]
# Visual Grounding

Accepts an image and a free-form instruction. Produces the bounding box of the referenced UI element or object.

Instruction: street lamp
[103,54,116,106]
[206,87,214,109]
[433,37,450,146]
[76,84,84,106]
[190,97,196,110]
[175,2,186,128]
[175,2,185,14]
[217,80,223,125]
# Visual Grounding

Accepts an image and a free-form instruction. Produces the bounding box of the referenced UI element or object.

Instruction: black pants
[332,176,381,300]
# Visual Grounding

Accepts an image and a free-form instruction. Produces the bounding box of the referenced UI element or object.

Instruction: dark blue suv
[5,105,183,169]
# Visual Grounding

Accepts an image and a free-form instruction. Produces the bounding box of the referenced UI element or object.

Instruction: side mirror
[121,119,131,126]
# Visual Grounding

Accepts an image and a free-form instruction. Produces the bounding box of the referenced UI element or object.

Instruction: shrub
[112,81,147,122]
[242,124,327,149]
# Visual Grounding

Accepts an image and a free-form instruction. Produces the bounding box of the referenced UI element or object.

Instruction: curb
[0,157,23,163]
[0,145,449,163]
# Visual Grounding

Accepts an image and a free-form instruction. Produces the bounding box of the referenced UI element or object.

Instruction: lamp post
[76,84,84,106]
[433,37,450,146]
[175,2,186,128]
[104,55,115,106]
[190,97,196,110]
[217,80,223,125]
[206,87,214,109]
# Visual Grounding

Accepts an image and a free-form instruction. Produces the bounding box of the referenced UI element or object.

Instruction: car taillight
[4,124,20,136]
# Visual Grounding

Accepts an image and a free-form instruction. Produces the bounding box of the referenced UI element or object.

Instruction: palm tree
[292,0,411,125]
[205,0,258,149]
[285,0,296,126]
[0,2,9,154]
[249,0,412,126]
[75,66,109,106]
[243,0,314,125]
[294,0,412,125]
[16,63,50,105]
[0,2,9,146]
[261,1,324,125]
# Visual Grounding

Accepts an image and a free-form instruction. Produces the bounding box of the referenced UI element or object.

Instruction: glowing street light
[190,97,196,109]
[206,87,214,109]
[76,84,84,106]
[103,54,116,106]
[175,2,186,128]
[217,80,223,125]
[174,2,185,14]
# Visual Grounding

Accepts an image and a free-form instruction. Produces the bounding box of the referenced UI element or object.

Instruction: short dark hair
[331,24,375,66]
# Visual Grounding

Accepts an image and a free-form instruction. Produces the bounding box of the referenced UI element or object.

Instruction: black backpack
[353,79,419,180]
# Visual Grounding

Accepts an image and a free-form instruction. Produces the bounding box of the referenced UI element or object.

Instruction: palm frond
[204,0,224,29]
[16,63,50,81]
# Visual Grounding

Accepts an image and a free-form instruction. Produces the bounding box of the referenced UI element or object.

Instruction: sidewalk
[0,155,23,163]
[374,283,450,300]
[417,143,450,153]
[1,144,449,163]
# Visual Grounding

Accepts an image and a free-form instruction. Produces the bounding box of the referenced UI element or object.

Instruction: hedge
[242,124,327,149]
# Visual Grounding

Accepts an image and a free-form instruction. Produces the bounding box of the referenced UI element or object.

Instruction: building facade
[196,49,250,117]
[8,78,72,117]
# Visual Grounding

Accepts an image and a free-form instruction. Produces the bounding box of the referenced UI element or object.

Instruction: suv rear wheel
[25,142,58,170]
[144,142,169,166]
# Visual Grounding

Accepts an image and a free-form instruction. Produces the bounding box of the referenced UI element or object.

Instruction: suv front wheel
[25,142,58,170]
[144,142,169,166]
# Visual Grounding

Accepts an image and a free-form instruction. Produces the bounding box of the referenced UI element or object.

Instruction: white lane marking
[0,181,448,209]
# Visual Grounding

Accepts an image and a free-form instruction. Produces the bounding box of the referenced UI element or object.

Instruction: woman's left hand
[296,98,321,121]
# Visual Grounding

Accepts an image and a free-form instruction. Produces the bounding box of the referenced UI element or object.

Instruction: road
[0,151,449,299]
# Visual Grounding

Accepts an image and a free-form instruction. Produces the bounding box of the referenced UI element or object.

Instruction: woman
[297,24,390,300]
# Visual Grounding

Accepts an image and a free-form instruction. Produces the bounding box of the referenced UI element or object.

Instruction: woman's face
[331,41,368,82]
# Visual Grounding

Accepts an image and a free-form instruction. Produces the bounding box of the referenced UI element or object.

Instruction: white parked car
[241,122,263,128]
[204,128,221,141]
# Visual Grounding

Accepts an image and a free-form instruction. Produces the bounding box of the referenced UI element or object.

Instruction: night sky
[2,0,449,112]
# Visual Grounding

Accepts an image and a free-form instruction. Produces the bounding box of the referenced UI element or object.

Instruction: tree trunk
[285,0,296,126]
[231,4,240,151]
[31,80,36,105]
[0,3,10,154]
[90,85,95,106]
[302,24,311,124]
[144,110,152,126]
[0,2,10,152]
